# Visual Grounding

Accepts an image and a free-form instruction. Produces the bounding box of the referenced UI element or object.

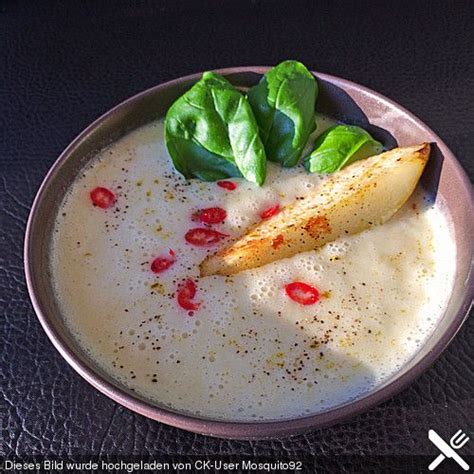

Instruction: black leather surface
[1,0,473,470]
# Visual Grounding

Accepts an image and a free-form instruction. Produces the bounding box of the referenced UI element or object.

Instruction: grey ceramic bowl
[24,67,473,439]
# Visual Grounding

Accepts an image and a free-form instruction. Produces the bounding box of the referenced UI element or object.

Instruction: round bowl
[24,67,474,439]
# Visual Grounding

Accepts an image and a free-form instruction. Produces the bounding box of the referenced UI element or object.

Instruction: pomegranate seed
[217,181,237,191]
[185,228,229,246]
[177,279,200,311]
[260,204,280,219]
[285,282,320,305]
[195,207,227,224]
[90,187,116,209]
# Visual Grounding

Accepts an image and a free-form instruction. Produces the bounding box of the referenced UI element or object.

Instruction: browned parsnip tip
[200,143,430,277]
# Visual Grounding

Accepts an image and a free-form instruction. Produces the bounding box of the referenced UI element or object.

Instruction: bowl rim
[24,67,474,439]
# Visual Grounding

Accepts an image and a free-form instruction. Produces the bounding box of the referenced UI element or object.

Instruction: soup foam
[50,117,455,421]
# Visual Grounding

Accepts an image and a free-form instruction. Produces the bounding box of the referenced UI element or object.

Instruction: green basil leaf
[247,60,317,167]
[165,71,267,185]
[165,135,242,182]
[304,124,383,174]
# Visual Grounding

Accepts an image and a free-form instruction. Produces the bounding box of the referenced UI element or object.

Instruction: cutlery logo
[428,429,470,471]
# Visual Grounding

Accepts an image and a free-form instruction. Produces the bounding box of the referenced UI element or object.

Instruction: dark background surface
[1,0,473,470]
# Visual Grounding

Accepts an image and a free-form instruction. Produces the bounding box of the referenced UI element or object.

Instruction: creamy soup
[50,117,455,421]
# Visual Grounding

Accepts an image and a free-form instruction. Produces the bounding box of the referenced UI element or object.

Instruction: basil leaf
[247,60,317,167]
[165,71,267,185]
[304,124,383,174]
[165,136,242,182]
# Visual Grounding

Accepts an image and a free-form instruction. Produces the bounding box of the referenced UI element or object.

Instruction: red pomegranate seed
[151,256,175,273]
[177,279,200,312]
[217,181,237,191]
[285,282,320,306]
[260,204,280,219]
[195,207,227,224]
[185,228,229,246]
[90,187,116,209]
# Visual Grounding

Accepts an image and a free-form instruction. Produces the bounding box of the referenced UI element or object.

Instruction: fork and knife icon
[428,429,470,471]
